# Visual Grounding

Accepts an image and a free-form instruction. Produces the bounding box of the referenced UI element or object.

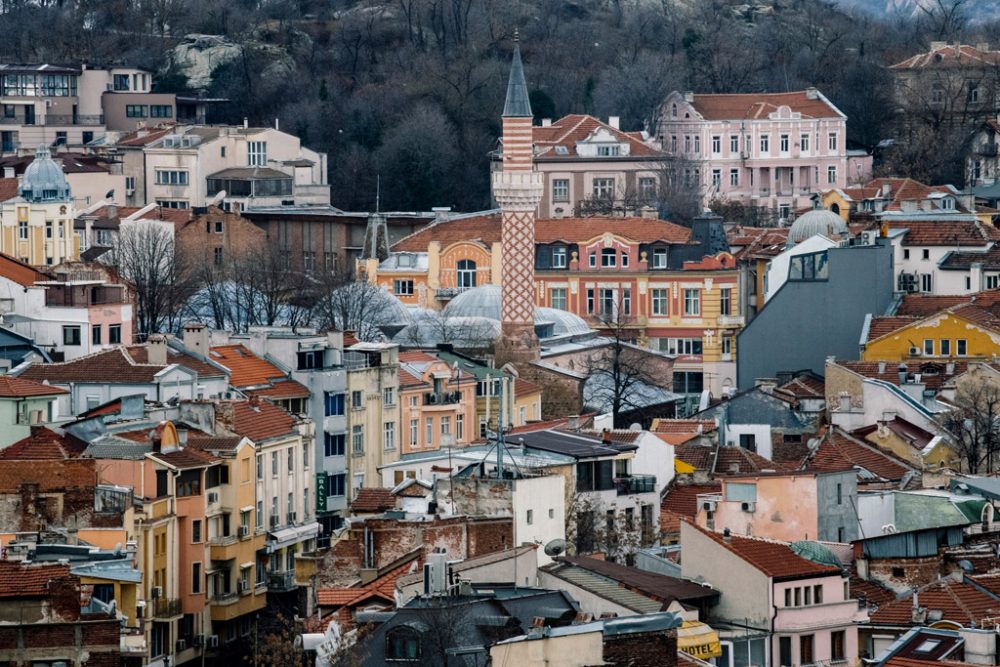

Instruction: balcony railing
[151,597,182,618]
[211,591,239,605]
[717,315,745,327]
[424,391,461,406]
[268,571,297,591]
[435,286,472,301]
[44,114,104,126]
[614,475,656,495]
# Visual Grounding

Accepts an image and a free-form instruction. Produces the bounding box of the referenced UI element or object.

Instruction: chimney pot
[608,116,620,130]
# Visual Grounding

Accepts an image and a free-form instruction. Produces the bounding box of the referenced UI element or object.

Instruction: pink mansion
[657,89,870,220]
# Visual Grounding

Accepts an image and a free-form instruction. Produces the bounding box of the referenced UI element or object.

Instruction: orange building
[397,350,479,455]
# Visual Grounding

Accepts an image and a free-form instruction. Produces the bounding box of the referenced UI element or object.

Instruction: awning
[267,522,320,553]
[240,562,253,570]
[677,621,722,660]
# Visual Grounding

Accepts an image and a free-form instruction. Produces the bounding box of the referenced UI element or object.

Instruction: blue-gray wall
[816,470,858,542]
[737,241,894,389]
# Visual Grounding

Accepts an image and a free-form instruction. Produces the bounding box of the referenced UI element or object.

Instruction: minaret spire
[502,34,532,119]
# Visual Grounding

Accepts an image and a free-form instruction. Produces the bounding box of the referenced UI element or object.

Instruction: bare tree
[310,272,400,341]
[937,369,1000,473]
[565,492,647,563]
[107,222,190,341]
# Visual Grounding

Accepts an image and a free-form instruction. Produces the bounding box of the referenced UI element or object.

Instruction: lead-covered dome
[536,307,591,337]
[19,146,71,203]
[442,284,502,320]
[787,208,847,246]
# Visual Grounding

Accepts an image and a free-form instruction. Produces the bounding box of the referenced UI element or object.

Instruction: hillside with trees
[0,0,995,211]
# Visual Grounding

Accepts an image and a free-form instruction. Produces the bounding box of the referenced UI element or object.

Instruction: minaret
[493,35,543,363]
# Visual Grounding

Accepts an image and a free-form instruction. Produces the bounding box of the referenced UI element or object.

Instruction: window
[923,339,934,356]
[586,288,595,313]
[831,630,845,661]
[671,135,677,152]
[552,246,568,268]
[592,177,615,199]
[425,417,433,445]
[711,135,721,153]
[922,248,930,260]
[780,134,789,152]
[527,509,534,525]
[384,422,396,450]
[192,520,202,543]
[921,273,933,293]
[456,259,477,289]
[941,339,951,356]
[652,288,668,316]
[931,85,945,104]
[409,419,419,446]
[552,178,569,201]
[711,169,721,187]
[968,83,980,103]
[113,73,130,91]
[213,247,223,266]
[800,635,814,665]
[351,425,364,454]
[827,166,837,184]
[789,252,829,281]
[622,287,631,314]
[383,387,395,406]
[18,220,27,240]
[393,279,414,296]
[814,584,823,605]
[730,135,739,153]
[550,287,567,310]
[150,105,172,118]
[652,247,667,269]
[155,170,189,186]
[456,414,464,441]
[836,483,842,504]
[903,249,910,260]
[784,588,792,606]
[287,447,294,473]
[800,133,810,152]
[780,637,792,667]
[192,562,202,594]
[828,132,837,152]
[62,325,81,346]
[589,253,596,268]
[597,144,620,156]
[739,433,757,452]
[248,141,267,167]
[256,455,262,480]
[663,339,703,355]
[351,390,364,409]
[109,324,121,344]
[957,339,968,356]
[329,473,346,497]
[804,586,812,605]
[271,452,278,476]
[729,168,739,186]
[45,221,52,239]
[720,288,732,315]
[632,177,656,203]
[760,134,770,153]
[156,199,189,209]
[599,288,615,316]
[693,136,700,154]
[441,416,451,436]
[683,289,700,316]
[91,324,102,346]
[324,392,345,416]
[794,587,801,606]
[125,104,147,117]
[386,626,420,661]
[601,248,617,267]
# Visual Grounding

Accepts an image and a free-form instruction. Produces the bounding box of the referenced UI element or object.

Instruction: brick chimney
[146,334,168,366]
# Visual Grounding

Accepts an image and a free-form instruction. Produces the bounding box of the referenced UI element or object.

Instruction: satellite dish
[544,539,566,557]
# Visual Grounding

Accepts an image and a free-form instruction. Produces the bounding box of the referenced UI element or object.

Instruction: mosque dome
[393,315,501,348]
[19,146,71,203]
[787,208,847,246]
[535,307,592,337]
[790,541,843,568]
[442,284,503,320]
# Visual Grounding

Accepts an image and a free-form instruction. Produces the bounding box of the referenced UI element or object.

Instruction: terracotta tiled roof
[514,377,541,397]
[398,350,437,363]
[244,380,311,400]
[660,483,721,534]
[0,375,67,398]
[18,347,166,384]
[397,366,429,390]
[774,375,824,399]
[849,575,897,609]
[0,252,50,287]
[351,488,397,513]
[885,658,978,667]
[392,213,691,252]
[941,245,1000,270]
[651,419,716,446]
[0,178,17,202]
[869,579,1000,626]
[886,220,991,246]
[685,91,842,121]
[231,400,298,443]
[894,294,988,317]
[0,561,72,598]
[531,114,661,158]
[0,427,87,459]
[150,446,217,469]
[316,558,418,608]
[866,316,922,342]
[805,429,914,482]
[209,344,290,388]
[715,446,792,475]
[689,522,841,580]
[891,44,1000,70]
[836,360,968,392]
[673,443,716,470]
[116,124,176,147]
[186,434,244,452]
[126,345,226,378]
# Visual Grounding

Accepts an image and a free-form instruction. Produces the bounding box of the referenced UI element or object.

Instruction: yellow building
[854,418,959,471]
[0,146,78,265]
[345,342,401,491]
[862,307,1000,361]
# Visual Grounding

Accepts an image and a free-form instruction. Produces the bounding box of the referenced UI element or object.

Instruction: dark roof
[869,579,1000,627]
[518,429,622,459]
[558,555,719,606]
[502,43,532,118]
[18,347,168,384]
[149,446,217,469]
[207,166,292,180]
[695,387,808,430]
[0,561,72,598]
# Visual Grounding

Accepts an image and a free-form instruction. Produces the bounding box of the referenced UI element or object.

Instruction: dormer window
[652,247,668,269]
[601,248,617,267]
[671,103,678,117]
[386,626,420,661]
[942,197,954,210]
[597,145,621,157]
[552,246,567,269]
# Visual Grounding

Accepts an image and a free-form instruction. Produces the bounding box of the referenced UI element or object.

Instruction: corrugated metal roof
[544,565,663,614]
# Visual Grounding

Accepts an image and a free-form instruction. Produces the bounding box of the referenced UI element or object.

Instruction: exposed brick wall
[467,518,513,557]
[603,629,677,666]
[0,619,120,665]
[866,555,950,588]
[175,206,267,272]
[518,364,582,421]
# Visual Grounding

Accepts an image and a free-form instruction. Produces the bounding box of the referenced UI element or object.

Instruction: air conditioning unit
[860,230,877,245]
[741,501,756,513]
[176,639,187,652]
[193,634,204,648]
[238,526,249,538]
[207,492,219,504]
[207,635,220,649]
[151,586,162,598]
[909,347,922,356]
[702,501,717,512]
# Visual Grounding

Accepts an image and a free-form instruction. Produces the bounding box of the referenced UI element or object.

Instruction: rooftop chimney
[723,527,731,543]
[608,116,620,130]
[805,87,819,100]
[243,117,249,129]
[930,41,947,50]
[683,91,694,102]
[541,118,552,127]
[146,334,168,366]
[182,321,210,355]
[897,363,907,385]
[878,361,887,374]
[567,414,580,430]
[602,428,612,444]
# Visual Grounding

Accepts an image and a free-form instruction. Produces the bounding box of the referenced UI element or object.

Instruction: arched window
[386,626,420,661]
[830,203,840,215]
[671,103,678,117]
[457,259,477,289]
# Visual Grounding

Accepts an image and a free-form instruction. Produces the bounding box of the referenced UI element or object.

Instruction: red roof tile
[0,427,86,460]
[886,220,991,246]
[836,360,968,392]
[0,561,72,598]
[660,483,721,533]
[870,579,1000,626]
[673,443,716,470]
[150,446,218,469]
[715,446,793,474]
[127,345,226,378]
[866,316,922,342]
[18,347,166,384]
[531,114,661,158]
[209,344,289,388]
[685,91,842,121]
[891,44,1000,70]
[231,400,298,443]
[514,377,541,397]
[316,558,418,608]
[849,575,897,609]
[0,375,67,398]
[244,380,311,400]
[806,429,913,482]
[689,522,841,580]
[0,252,50,286]
[351,488,397,513]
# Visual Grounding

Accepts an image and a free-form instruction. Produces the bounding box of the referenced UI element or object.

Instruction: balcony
[424,391,461,406]
[43,114,104,126]
[614,474,656,495]
[775,601,867,631]
[435,286,471,301]
[717,315,745,327]
[150,597,182,619]
[268,570,297,592]
[211,590,239,606]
